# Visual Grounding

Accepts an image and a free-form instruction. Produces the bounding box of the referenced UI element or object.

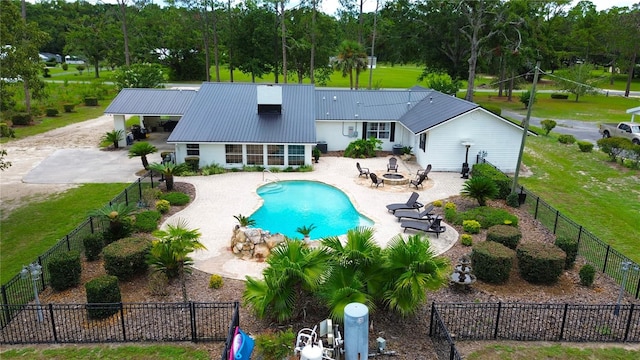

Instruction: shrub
[102,237,151,280]
[141,188,162,207]
[76,64,86,74]
[45,108,59,117]
[101,217,133,245]
[155,199,170,213]
[456,206,519,229]
[550,93,569,99]
[48,251,82,291]
[61,62,68,71]
[63,104,75,113]
[160,191,190,206]
[517,243,566,284]
[184,156,199,172]
[344,137,383,158]
[201,163,226,175]
[11,113,32,126]
[84,97,98,106]
[505,193,520,208]
[558,134,576,144]
[471,163,510,199]
[482,104,501,116]
[0,122,15,138]
[147,271,169,296]
[134,210,161,233]
[433,200,443,207]
[460,234,473,246]
[486,224,522,249]
[540,119,557,135]
[83,233,104,261]
[555,237,578,269]
[462,220,481,234]
[444,207,457,223]
[444,202,456,211]
[579,264,596,286]
[209,274,224,289]
[471,241,515,284]
[597,137,633,162]
[520,89,536,109]
[577,141,594,153]
[85,275,121,319]
[254,329,296,360]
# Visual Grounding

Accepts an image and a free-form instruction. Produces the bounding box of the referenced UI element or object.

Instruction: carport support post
[113,114,127,148]
[511,61,540,194]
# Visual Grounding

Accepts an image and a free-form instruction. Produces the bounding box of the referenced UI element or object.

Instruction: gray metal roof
[400,91,479,133]
[314,89,430,121]
[168,83,317,144]
[104,88,197,115]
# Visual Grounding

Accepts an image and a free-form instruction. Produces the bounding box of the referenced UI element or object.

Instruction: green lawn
[519,133,640,263]
[0,345,210,360]
[0,184,128,284]
[46,65,117,82]
[466,344,639,359]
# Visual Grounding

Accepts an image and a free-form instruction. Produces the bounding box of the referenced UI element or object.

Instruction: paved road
[501,110,602,143]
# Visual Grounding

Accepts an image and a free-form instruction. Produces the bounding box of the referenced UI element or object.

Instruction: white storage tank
[344,302,368,360]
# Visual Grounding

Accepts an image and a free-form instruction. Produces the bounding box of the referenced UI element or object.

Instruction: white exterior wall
[316,121,403,152]
[415,109,524,173]
[112,114,127,148]
[174,143,314,168]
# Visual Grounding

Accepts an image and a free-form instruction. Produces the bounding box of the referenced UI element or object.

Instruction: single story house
[105,83,531,173]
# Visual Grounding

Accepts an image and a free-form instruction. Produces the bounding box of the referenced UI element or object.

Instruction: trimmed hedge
[558,134,576,144]
[83,233,104,261]
[160,191,190,206]
[460,234,473,246]
[103,237,151,280]
[550,93,569,99]
[84,97,98,106]
[155,199,170,213]
[471,163,510,199]
[134,210,161,233]
[45,108,59,117]
[48,251,82,291]
[517,243,566,284]
[85,275,121,319]
[486,224,522,250]
[11,113,32,126]
[452,206,519,228]
[462,220,481,234]
[579,264,596,286]
[555,236,578,269]
[471,241,515,284]
[184,156,199,172]
[577,141,594,153]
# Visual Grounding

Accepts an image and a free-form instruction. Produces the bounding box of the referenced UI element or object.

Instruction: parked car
[599,122,640,144]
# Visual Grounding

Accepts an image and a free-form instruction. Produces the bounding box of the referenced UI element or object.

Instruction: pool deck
[165,156,465,280]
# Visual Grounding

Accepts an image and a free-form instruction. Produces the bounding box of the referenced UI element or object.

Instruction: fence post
[90,216,94,234]
[429,302,435,336]
[636,277,640,299]
[37,256,45,292]
[190,302,197,343]
[137,178,143,201]
[603,245,610,273]
[553,210,559,234]
[124,188,129,206]
[534,197,540,219]
[49,304,58,343]
[1,285,9,326]
[624,304,634,342]
[577,226,582,246]
[449,344,455,360]
[119,303,127,341]
[493,302,502,339]
[65,235,71,251]
[559,303,568,341]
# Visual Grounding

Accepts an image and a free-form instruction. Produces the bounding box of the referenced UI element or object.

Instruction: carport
[104,88,197,148]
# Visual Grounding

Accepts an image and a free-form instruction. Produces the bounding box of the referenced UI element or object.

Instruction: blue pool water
[250,180,373,239]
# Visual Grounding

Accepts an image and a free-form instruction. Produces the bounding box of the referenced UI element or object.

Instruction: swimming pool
[250,180,373,239]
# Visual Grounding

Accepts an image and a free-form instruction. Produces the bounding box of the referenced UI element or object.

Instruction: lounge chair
[370,173,384,187]
[417,164,432,179]
[356,162,370,178]
[387,157,398,172]
[394,204,435,222]
[401,216,446,237]
[386,192,423,213]
[410,173,428,189]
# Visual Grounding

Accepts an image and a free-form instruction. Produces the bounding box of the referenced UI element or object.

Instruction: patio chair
[394,204,435,222]
[417,164,432,179]
[410,172,428,189]
[387,157,398,172]
[356,162,370,178]
[370,173,384,188]
[386,192,423,213]
[401,216,446,237]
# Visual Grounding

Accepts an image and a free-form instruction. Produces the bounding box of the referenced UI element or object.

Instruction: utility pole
[511,61,540,194]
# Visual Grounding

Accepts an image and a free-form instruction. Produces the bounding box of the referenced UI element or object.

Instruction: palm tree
[89,202,136,243]
[148,218,206,302]
[461,176,498,206]
[148,162,188,191]
[243,240,330,322]
[334,40,367,90]
[128,141,157,169]
[382,234,449,316]
[101,129,124,149]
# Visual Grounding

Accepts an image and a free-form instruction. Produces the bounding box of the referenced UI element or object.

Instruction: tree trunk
[93,57,100,78]
[508,70,514,102]
[465,32,479,102]
[368,0,379,90]
[21,0,31,114]
[349,69,354,90]
[166,174,174,191]
[625,51,636,97]
[498,55,505,97]
[310,0,316,84]
[228,0,234,82]
[280,1,287,83]
[141,155,149,170]
[118,0,130,67]
[212,8,221,82]
[202,2,211,82]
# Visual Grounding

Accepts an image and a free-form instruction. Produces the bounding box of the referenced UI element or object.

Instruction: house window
[288,145,305,166]
[267,145,284,165]
[419,133,426,151]
[225,144,243,164]
[186,144,200,156]
[366,122,390,139]
[246,144,264,165]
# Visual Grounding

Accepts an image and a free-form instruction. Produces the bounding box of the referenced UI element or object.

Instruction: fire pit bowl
[382,173,410,185]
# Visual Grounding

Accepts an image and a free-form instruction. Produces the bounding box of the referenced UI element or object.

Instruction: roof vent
[257,85,282,114]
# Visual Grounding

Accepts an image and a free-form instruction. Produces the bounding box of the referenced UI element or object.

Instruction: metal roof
[168,83,317,144]
[314,89,430,121]
[104,88,197,115]
[400,91,479,133]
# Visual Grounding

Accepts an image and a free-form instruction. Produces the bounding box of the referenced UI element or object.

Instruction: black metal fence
[518,186,640,299]
[433,302,639,343]
[221,300,241,360]
[429,303,463,360]
[0,173,159,327]
[0,301,238,345]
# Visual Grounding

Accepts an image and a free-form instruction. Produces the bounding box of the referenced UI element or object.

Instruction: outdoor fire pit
[382,173,410,185]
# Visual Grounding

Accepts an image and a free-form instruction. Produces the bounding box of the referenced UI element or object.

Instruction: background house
[105,83,529,173]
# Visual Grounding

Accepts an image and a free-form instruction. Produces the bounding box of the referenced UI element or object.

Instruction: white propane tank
[300,344,323,360]
[344,302,368,360]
